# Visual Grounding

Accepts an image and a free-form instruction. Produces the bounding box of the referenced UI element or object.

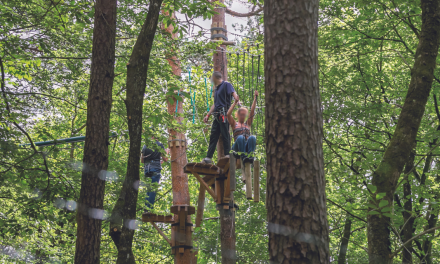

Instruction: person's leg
[146,170,161,209]
[206,118,220,159]
[234,135,246,153]
[219,119,231,155]
[245,135,257,154]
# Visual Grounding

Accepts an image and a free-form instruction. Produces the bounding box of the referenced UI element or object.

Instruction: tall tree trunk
[264,1,330,263]
[402,150,415,264]
[162,10,194,264]
[74,1,117,263]
[211,1,236,262]
[367,1,440,263]
[108,1,163,263]
[338,215,352,264]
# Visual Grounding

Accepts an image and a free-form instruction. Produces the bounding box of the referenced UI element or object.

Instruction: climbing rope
[205,76,209,112]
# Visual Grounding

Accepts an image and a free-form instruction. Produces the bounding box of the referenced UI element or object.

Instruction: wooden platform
[142,213,174,223]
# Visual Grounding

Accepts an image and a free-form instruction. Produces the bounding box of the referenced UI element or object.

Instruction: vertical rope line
[247,48,251,107]
[205,76,209,112]
[242,50,246,100]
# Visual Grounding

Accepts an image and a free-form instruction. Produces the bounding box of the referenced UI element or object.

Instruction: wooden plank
[151,222,171,246]
[195,185,206,227]
[142,213,174,223]
[171,226,176,255]
[217,156,229,168]
[229,155,236,191]
[253,159,260,202]
[170,205,195,215]
[245,162,252,200]
[210,40,236,46]
[185,165,221,176]
[192,171,216,200]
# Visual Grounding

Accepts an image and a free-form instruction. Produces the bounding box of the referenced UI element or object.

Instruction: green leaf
[378,200,389,207]
[367,184,377,193]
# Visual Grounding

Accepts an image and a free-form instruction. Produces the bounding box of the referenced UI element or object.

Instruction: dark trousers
[207,116,231,158]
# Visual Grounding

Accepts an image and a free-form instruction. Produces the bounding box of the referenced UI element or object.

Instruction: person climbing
[201,71,240,164]
[141,136,169,212]
[227,90,258,166]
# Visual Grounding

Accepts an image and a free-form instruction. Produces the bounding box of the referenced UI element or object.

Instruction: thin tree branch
[389,225,440,258]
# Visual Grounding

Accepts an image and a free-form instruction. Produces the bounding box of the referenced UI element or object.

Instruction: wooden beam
[142,213,174,223]
[186,166,221,176]
[192,171,216,200]
[151,222,172,246]
[210,40,236,46]
[195,185,206,227]
[215,178,221,204]
[245,162,252,200]
[253,159,260,202]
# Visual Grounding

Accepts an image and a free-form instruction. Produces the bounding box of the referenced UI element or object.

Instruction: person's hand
[254,90,259,97]
[203,114,210,123]
[166,148,170,155]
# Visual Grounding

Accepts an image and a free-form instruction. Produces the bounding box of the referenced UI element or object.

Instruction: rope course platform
[140,156,260,256]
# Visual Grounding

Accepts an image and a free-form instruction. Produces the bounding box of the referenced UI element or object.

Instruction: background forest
[1,0,439,263]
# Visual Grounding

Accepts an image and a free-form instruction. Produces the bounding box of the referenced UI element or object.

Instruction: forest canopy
[1,0,440,263]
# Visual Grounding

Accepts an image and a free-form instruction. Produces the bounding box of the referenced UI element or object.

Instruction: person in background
[202,71,240,164]
[141,136,169,213]
[227,90,258,168]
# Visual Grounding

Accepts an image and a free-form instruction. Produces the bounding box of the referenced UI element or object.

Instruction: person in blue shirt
[202,71,240,164]
[141,137,168,212]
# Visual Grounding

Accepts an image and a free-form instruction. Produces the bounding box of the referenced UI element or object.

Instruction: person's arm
[204,104,215,123]
[227,100,238,128]
[231,92,239,103]
[247,90,258,126]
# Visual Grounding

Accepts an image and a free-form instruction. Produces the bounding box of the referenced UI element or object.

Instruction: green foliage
[3,0,440,263]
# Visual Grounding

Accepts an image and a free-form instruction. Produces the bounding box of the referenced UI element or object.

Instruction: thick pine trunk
[338,216,352,264]
[162,11,194,264]
[107,1,163,263]
[264,1,330,263]
[74,1,117,263]
[367,1,440,263]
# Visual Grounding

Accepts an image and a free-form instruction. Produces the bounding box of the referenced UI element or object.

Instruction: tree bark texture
[367,1,440,263]
[337,216,351,264]
[107,1,163,263]
[264,1,330,263]
[162,11,194,264]
[74,1,117,263]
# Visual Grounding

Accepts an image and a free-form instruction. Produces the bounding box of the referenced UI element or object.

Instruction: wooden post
[245,162,252,200]
[192,171,216,200]
[230,154,236,191]
[215,178,222,205]
[253,160,260,202]
[195,185,206,227]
